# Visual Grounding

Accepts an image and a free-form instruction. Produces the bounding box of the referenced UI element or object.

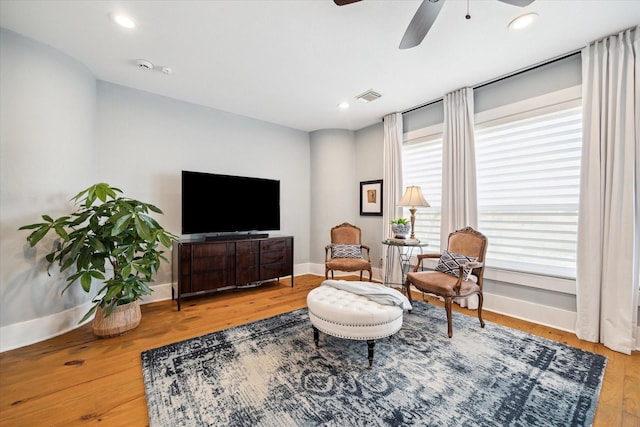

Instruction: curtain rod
[400,48,581,116]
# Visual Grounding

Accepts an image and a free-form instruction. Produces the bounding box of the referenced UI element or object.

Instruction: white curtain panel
[576,26,639,355]
[382,112,404,286]
[441,87,479,309]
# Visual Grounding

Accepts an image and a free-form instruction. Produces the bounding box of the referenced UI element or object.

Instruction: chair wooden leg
[477,292,486,328]
[359,271,363,280]
[406,283,413,313]
[444,297,453,338]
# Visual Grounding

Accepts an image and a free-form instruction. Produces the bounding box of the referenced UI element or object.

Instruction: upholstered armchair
[325,222,372,281]
[405,227,488,338]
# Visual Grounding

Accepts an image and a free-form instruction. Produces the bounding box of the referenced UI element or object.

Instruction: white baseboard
[308,263,383,282]
[136,279,640,352]
[2,263,637,353]
[482,292,577,333]
[0,302,94,353]
[0,263,311,352]
[0,281,184,353]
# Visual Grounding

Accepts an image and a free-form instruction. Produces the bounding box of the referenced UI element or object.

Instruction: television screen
[182,170,280,235]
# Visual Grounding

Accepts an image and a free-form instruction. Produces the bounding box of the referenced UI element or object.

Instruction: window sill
[418,258,576,295]
[484,267,576,295]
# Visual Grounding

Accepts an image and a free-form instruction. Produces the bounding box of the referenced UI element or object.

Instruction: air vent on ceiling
[355,89,382,103]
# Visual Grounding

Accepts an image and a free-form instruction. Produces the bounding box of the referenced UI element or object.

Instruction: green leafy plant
[390,218,409,225]
[19,183,177,323]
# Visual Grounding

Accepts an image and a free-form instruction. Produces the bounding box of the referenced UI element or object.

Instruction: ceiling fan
[334,0,536,49]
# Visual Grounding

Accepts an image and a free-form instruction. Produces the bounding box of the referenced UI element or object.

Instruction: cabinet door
[191,242,236,292]
[177,243,192,294]
[236,241,260,285]
[260,237,293,281]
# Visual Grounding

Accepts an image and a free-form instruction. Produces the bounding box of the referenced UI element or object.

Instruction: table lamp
[398,186,430,240]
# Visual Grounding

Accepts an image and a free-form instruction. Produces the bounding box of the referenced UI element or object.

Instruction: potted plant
[390,218,411,239]
[19,183,177,337]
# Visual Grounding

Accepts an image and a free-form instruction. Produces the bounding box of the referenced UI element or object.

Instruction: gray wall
[474,53,581,113]
[307,124,385,277]
[309,129,357,264]
[354,122,385,273]
[0,30,311,340]
[403,53,582,133]
[0,29,97,326]
[96,82,311,285]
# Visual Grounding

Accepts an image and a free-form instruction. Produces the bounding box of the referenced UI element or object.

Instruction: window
[401,87,581,288]
[402,128,442,252]
[475,102,582,279]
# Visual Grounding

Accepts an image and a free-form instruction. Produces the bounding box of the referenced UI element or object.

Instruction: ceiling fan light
[111,14,136,29]
[508,12,538,31]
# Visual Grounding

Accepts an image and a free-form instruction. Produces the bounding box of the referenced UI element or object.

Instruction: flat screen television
[181,170,280,235]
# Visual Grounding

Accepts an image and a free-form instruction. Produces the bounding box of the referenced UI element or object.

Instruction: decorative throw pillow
[435,250,477,280]
[331,244,362,259]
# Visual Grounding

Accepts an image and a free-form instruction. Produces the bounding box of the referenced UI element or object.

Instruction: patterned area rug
[141,301,606,426]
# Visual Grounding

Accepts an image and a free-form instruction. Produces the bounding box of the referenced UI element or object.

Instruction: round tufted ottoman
[307,283,404,367]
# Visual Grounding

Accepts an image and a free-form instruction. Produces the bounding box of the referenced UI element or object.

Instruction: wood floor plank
[624,353,640,417]
[0,274,637,426]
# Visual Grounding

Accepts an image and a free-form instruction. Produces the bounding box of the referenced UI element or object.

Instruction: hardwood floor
[0,274,638,426]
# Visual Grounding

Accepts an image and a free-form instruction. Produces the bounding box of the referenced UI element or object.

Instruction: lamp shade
[398,186,430,207]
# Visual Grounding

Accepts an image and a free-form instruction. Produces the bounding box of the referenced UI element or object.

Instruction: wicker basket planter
[92,300,141,338]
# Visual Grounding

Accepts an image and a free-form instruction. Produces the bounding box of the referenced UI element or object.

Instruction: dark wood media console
[171,236,294,310]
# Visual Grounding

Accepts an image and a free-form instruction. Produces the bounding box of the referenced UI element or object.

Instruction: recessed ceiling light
[508,12,538,31]
[338,102,350,109]
[111,14,136,29]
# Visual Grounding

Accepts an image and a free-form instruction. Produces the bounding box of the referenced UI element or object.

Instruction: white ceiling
[1,0,639,132]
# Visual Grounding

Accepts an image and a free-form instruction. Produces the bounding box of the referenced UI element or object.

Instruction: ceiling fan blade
[399,0,445,50]
[334,0,361,5]
[496,0,535,6]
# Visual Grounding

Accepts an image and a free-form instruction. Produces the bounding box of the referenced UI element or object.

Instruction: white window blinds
[475,104,582,278]
[402,134,443,252]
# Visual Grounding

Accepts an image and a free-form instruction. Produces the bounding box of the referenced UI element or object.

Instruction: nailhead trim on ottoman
[307,283,404,367]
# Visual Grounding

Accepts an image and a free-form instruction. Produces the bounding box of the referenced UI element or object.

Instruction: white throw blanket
[321,280,412,311]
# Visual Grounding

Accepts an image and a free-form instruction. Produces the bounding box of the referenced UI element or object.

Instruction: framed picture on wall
[360,179,383,216]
